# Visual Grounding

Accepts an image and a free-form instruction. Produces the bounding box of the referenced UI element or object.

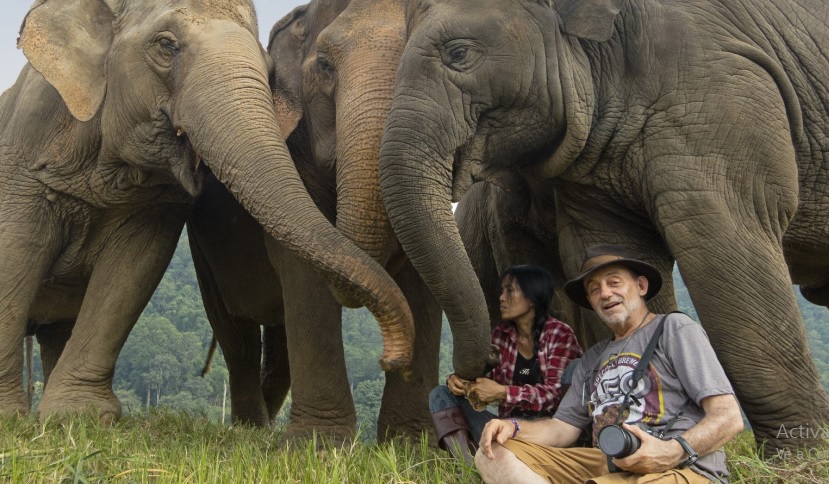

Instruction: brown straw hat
[563,244,663,310]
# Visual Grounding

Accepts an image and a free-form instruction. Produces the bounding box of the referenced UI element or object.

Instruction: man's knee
[475,442,517,482]
[475,446,497,482]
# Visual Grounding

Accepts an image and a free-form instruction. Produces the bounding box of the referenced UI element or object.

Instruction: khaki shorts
[502,439,711,484]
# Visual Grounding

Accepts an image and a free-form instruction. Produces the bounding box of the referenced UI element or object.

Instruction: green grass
[725,431,829,483]
[0,411,479,483]
[1,411,826,482]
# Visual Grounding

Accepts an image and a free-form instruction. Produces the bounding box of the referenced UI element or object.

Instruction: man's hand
[612,424,685,473]
[479,419,516,459]
[446,374,469,396]
[469,377,506,404]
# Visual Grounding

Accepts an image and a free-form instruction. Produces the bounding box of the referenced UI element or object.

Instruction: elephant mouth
[172,128,206,197]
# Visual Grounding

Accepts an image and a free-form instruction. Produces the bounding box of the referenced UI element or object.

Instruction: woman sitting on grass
[429,264,583,464]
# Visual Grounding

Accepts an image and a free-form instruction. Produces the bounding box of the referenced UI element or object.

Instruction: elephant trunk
[379,89,491,379]
[177,25,413,372]
[334,33,402,264]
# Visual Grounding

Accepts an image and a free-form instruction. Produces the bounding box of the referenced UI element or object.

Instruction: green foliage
[354,378,384,439]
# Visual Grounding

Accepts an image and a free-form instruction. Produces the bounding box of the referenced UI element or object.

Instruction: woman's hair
[499,264,555,357]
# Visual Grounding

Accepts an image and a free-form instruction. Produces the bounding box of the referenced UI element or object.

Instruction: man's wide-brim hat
[563,244,663,310]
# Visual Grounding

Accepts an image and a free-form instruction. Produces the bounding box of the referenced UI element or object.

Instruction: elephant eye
[441,39,483,72]
[151,33,180,68]
[449,47,468,63]
[316,53,335,74]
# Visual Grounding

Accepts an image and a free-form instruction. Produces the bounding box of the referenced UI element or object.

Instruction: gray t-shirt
[554,313,735,482]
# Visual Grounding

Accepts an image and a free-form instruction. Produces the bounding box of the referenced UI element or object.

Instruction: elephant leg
[262,323,291,421]
[34,320,75,386]
[377,260,442,442]
[189,229,271,426]
[661,198,829,452]
[0,211,60,414]
[217,316,268,426]
[268,238,355,444]
[650,84,829,453]
[38,208,186,422]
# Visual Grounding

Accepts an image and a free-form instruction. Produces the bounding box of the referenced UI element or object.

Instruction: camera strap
[612,315,667,425]
[612,313,693,437]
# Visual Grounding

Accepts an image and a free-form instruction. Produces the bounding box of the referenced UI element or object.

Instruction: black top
[509,352,552,419]
[512,352,541,386]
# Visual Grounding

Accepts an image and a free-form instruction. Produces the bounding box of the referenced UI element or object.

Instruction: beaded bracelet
[510,418,520,438]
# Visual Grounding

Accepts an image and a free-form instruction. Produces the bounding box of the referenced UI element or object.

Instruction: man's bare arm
[676,393,744,456]
[478,417,583,459]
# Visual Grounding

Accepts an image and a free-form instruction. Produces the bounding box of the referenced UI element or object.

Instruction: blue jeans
[429,385,497,441]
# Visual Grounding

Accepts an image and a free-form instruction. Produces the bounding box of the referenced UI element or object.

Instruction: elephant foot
[377,414,433,445]
[231,412,271,428]
[279,424,356,450]
[0,396,30,417]
[229,396,271,428]
[37,385,121,424]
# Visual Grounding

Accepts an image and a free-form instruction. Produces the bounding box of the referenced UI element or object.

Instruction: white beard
[599,295,643,329]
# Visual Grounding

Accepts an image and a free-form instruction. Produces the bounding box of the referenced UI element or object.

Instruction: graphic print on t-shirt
[588,353,666,446]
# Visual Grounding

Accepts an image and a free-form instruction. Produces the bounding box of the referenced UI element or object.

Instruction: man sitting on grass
[475,244,744,483]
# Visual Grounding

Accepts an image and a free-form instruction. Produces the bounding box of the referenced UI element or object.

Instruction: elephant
[378,0,829,452]
[455,179,593,340]
[0,0,415,421]
[187,0,487,441]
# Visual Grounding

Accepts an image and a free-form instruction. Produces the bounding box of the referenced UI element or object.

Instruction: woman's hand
[469,377,507,404]
[446,374,470,396]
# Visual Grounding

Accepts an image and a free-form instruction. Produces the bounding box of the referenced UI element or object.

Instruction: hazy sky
[0,1,305,92]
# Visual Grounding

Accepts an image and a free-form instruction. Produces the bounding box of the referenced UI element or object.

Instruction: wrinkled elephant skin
[379,0,829,453]
[188,0,453,441]
[0,0,413,421]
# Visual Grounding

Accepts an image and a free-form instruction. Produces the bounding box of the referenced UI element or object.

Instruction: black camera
[597,424,640,458]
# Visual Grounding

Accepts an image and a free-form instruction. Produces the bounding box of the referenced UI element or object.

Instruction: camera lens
[598,425,640,458]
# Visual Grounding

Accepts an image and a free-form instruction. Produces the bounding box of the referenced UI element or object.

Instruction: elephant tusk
[176,128,184,137]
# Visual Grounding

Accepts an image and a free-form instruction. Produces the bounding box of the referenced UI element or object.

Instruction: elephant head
[270,0,403,264]
[18,0,414,372]
[378,0,612,373]
[268,0,493,378]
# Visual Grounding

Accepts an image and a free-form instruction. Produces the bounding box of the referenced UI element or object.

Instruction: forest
[27,233,829,439]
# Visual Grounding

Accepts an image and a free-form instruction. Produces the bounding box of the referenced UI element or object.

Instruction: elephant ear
[548,0,625,42]
[268,4,308,138]
[18,0,115,122]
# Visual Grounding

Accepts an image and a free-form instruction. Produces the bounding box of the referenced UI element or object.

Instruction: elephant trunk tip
[379,357,412,380]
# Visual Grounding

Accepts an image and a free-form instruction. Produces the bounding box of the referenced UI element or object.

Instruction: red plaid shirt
[487,317,583,418]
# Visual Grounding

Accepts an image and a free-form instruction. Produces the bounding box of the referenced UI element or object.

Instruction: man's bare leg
[475,444,547,484]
